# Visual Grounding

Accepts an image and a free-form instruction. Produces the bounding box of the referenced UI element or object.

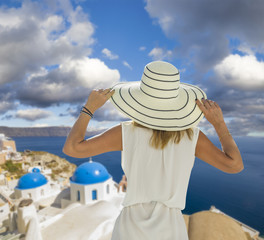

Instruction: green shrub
[2,160,22,173]
[51,173,56,180]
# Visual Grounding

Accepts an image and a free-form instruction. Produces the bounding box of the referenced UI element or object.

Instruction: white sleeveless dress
[111,121,200,240]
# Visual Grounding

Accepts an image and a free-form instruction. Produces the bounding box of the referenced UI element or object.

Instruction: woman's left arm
[63,88,122,158]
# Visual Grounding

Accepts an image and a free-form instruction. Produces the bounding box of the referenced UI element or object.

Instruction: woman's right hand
[84,88,115,114]
[196,98,225,127]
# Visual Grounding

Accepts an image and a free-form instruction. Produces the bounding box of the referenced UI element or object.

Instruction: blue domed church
[14,169,48,201]
[61,158,117,208]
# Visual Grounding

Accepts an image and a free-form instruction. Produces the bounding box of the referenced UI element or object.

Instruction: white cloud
[41,15,65,34]
[237,43,255,56]
[31,123,50,127]
[139,46,146,51]
[123,61,132,70]
[15,109,53,121]
[18,57,120,106]
[0,0,120,113]
[0,8,22,28]
[0,101,15,114]
[145,0,264,71]
[0,1,94,86]
[101,48,119,60]
[0,91,16,114]
[59,57,120,87]
[65,6,95,46]
[214,54,264,90]
[66,22,94,46]
[148,47,173,60]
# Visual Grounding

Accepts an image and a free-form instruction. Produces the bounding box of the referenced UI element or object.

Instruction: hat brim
[110,81,207,131]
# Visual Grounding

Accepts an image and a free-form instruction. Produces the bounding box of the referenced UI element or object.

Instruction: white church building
[61,158,118,208]
[14,168,49,201]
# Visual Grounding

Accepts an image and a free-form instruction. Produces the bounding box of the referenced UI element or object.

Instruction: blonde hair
[132,121,193,149]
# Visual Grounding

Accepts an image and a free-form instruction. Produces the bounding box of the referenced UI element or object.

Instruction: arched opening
[92,189,97,200]
[106,184,110,194]
[77,190,80,201]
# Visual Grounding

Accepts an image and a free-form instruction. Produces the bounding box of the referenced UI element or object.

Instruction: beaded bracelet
[219,132,231,141]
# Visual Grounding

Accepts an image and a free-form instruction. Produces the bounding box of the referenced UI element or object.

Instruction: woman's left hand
[84,88,115,114]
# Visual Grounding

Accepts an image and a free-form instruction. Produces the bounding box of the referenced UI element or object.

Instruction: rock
[23,151,76,182]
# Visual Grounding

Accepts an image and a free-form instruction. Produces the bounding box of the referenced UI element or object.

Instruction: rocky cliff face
[1,151,77,182]
[24,151,77,181]
[0,126,105,137]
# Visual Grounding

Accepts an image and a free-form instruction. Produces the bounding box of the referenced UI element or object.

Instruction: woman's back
[110,121,198,239]
[121,120,200,209]
[63,61,243,240]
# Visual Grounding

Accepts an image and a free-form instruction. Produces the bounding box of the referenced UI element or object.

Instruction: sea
[13,135,264,235]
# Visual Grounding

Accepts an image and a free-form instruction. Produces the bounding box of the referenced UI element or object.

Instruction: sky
[0,0,263,136]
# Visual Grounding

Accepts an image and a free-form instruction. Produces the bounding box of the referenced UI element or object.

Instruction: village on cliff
[0,133,262,240]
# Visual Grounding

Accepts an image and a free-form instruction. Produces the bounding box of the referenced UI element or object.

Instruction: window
[77,190,80,201]
[106,184,110,194]
[41,189,44,196]
[92,189,97,200]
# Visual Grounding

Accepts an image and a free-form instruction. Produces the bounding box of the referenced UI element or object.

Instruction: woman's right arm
[195,99,244,174]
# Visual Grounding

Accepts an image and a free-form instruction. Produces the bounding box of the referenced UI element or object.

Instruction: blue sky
[0,0,264,136]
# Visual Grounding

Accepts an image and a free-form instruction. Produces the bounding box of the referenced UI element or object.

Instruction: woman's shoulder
[121,120,133,130]
[121,120,133,125]
[121,120,152,135]
[190,126,200,145]
[192,126,200,134]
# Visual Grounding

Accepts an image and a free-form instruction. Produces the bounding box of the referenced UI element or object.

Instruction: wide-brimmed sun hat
[110,61,207,131]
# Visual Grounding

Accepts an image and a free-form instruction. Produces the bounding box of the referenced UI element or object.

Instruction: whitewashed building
[61,159,118,208]
[14,169,49,201]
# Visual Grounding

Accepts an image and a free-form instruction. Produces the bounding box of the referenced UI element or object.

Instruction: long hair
[132,121,193,149]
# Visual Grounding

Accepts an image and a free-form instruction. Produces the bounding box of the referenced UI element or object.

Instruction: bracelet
[219,132,231,141]
[80,110,93,118]
[80,109,93,118]
[82,106,93,116]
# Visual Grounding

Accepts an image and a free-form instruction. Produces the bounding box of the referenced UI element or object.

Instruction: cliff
[1,151,77,181]
[0,126,105,137]
[24,151,77,181]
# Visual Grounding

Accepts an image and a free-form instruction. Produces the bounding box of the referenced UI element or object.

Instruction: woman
[63,61,243,240]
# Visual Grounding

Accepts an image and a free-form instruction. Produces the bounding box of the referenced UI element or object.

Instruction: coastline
[7,136,264,236]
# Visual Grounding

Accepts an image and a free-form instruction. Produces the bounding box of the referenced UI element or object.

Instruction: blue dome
[16,173,48,190]
[32,168,40,173]
[70,161,111,185]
